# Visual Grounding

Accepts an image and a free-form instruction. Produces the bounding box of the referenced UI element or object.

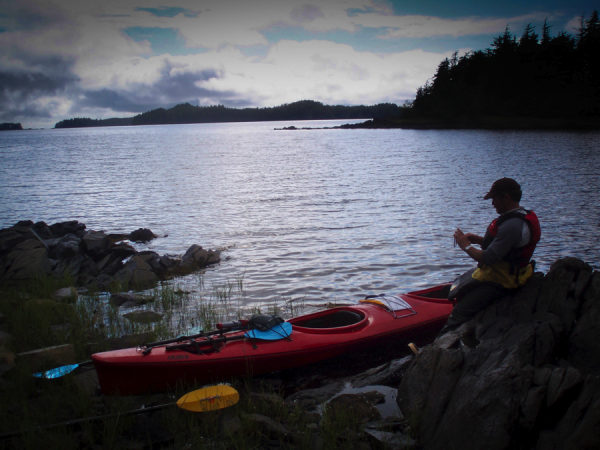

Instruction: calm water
[1,121,599,305]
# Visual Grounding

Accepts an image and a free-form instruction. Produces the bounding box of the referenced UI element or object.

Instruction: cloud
[71,61,236,113]
[352,12,552,38]
[0,53,78,121]
[290,4,325,23]
[4,0,568,128]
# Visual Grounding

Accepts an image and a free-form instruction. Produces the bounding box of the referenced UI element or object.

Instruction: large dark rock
[1,239,52,280]
[0,220,219,291]
[181,244,220,269]
[397,258,599,450]
[128,228,156,243]
[48,221,86,238]
[48,234,82,260]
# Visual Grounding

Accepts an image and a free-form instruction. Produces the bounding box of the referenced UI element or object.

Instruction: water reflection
[0,123,598,305]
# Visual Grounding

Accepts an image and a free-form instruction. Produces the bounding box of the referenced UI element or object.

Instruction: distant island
[0,123,23,131]
[54,101,402,129]
[54,11,599,131]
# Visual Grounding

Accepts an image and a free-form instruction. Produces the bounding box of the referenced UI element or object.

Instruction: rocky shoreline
[275,116,600,130]
[1,218,599,448]
[0,220,220,291]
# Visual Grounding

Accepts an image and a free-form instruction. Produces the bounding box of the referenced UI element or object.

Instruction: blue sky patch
[124,27,207,56]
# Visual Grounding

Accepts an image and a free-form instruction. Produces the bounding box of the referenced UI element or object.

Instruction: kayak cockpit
[290,309,365,329]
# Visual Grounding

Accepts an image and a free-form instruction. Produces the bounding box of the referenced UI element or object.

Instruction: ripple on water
[0,123,599,304]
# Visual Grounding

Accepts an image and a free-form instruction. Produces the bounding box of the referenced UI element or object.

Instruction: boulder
[326,391,385,423]
[181,244,220,269]
[123,310,163,324]
[81,230,109,256]
[48,233,81,260]
[128,228,156,243]
[0,221,221,290]
[52,286,79,303]
[113,255,160,290]
[2,240,52,280]
[48,220,86,239]
[109,292,154,307]
[397,258,599,450]
[285,381,344,411]
[0,230,27,252]
[31,221,54,240]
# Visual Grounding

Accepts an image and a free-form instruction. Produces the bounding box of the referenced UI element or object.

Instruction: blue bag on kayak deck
[248,314,285,332]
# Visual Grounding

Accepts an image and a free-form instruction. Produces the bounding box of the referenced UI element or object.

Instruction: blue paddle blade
[33,364,79,379]
[244,322,292,340]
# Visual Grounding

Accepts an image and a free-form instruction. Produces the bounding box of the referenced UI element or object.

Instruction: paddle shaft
[143,326,245,348]
[165,333,247,352]
[0,402,174,440]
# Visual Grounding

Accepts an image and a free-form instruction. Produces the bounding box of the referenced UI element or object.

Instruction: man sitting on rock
[438,177,541,337]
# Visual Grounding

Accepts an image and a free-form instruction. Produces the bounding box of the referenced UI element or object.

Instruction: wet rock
[52,286,79,303]
[48,220,86,238]
[567,271,600,374]
[2,240,52,280]
[364,428,419,450]
[128,228,156,243]
[109,292,154,307]
[1,220,220,291]
[536,376,600,449]
[285,381,344,411]
[397,258,599,450]
[114,255,160,290]
[96,252,125,276]
[123,310,163,324]
[48,233,81,260]
[181,244,220,269]
[82,230,111,257]
[0,230,27,251]
[31,221,55,240]
[350,356,412,388]
[326,392,384,424]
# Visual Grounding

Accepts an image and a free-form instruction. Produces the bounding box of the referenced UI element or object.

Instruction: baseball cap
[483,178,521,200]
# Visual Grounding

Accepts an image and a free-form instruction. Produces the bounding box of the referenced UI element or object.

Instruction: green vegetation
[53,100,401,128]
[405,11,600,122]
[0,273,372,449]
[54,117,134,129]
[130,100,400,125]
[0,123,23,131]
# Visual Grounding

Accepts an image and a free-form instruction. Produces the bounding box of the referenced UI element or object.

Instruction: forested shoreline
[53,11,600,130]
[404,11,600,121]
[54,101,401,129]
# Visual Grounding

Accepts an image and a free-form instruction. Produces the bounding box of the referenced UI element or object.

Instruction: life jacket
[481,209,541,268]
[472,209,541,289]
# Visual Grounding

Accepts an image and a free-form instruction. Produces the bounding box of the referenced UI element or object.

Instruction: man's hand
[465,233,484,245]
[453,228,471,250]
[453,228,484,263]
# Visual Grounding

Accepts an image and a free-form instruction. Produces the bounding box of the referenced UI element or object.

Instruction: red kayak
[93,285,452,395]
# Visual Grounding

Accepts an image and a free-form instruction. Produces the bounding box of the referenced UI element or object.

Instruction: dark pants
[437,281,507,338]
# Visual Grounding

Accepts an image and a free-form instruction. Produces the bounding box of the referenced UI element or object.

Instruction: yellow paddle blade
[176,385,240,412]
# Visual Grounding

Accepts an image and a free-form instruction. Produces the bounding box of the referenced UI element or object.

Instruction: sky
[1,0,597,128]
